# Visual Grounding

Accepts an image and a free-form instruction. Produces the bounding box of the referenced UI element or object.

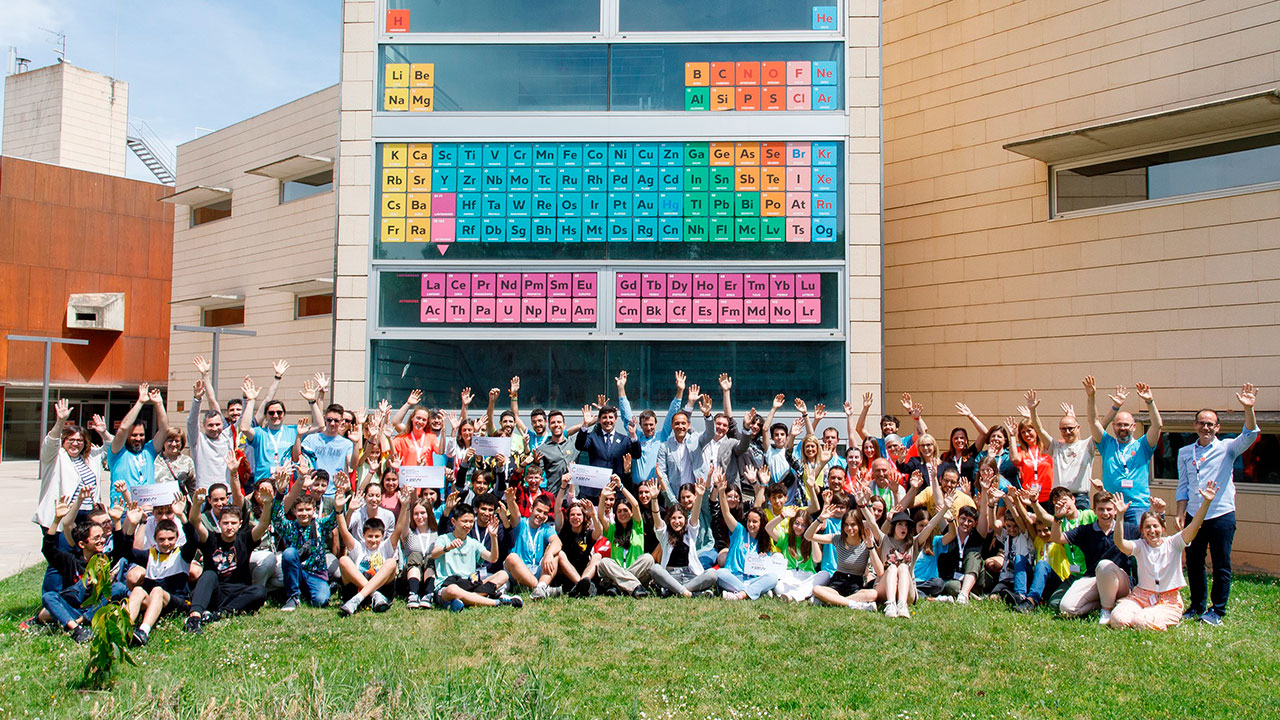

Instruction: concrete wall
[882,0,1280,571]
[167,86,339,423]
[2,63,128,177]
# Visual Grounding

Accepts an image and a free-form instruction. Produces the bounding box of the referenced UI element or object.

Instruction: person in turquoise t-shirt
[240,377,300,482]
[502,492,562,599]
[108,384,169,505]
[1085,377,1162,523]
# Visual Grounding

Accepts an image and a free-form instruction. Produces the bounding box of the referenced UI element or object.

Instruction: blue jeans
[1123,504,1148,525]
[1185,511,1235,616]
[1009,554,1032,597]
[717,571,779,599]
[697,549,720,569]
[1027,559,1057,602]
[42,580,128,628]
[281,547,331,606]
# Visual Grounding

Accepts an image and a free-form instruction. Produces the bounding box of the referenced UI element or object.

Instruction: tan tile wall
[167,86,339,423]
[883,0,1280,571]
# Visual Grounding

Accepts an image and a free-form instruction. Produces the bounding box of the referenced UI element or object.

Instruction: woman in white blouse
[34,399,109,530]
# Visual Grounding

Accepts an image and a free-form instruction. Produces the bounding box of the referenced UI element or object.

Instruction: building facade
[163,87,338,421]
[882,0,1280,570]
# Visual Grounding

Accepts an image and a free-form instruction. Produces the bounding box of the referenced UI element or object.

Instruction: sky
[0,0,340,182]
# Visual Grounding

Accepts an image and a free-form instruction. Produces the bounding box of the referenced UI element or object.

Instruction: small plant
[79,554,136,689]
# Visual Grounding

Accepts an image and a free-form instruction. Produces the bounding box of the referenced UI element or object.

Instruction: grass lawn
[0,565,1277,719]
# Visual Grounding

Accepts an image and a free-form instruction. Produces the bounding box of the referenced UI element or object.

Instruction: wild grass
[1,566,1277,719]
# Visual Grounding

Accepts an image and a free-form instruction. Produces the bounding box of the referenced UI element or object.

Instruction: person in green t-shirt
[594,477,653,597]
[1021,486,1098,611]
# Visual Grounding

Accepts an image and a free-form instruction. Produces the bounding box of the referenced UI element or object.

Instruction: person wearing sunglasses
[299,403,357,501]
[240,377,300,482]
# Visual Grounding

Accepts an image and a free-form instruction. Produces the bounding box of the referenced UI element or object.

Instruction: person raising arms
[1084,376,1162,524]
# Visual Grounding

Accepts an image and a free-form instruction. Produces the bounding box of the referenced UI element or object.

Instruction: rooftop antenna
[40,28,66,62]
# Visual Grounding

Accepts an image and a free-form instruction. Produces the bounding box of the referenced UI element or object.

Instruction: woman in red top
[1009,414,1053,506]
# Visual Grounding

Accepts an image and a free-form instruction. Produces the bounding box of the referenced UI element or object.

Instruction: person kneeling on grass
[336,487,414,616]
[41,495,129,644]
[117,502,199,646]
[434,502,522,611]
[806,488,884,612]
[274,469,344,610]
[502,491,563,599]
[1107,481,1219,631]
[182,483,272,633]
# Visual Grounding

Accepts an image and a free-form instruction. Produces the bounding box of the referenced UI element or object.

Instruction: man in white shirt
[1027,389,1096,510]
[656,410,713,503]
[1175,383,1260,626]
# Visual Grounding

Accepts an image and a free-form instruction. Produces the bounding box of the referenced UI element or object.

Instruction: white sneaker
[1099,609,1112,625]
[531,584,548,600]
[849,600,876,612]
[338,597,362,617]
[932,595,953,603]
[545,585,563,599]
[884,602,899,618]
[898,600,911,618]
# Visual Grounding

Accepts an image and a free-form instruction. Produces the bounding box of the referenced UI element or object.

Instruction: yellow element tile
[409,88,434,112]
[385,63,409,87]
[383,88,409,111]
[382,144,407,168]
[408,167,432,192]
[709,142,735,166]
[381,168,408,193]
[381,193,406,218]
[410,63,434,87]
[407,219,431,243]
[380,218,406,243]
[408,143,433,167]
[407,193,432,217]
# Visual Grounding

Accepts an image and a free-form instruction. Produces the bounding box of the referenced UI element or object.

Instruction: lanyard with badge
[264,427,289,466]
[1116,440,1138,489]
[406,431,429,465]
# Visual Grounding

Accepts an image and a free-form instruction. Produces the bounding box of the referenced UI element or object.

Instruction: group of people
[29,356,1259,646]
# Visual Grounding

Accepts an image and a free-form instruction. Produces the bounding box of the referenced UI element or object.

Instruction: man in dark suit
[575,405,640,499]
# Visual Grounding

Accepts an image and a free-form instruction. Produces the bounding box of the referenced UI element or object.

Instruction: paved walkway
[0,461,41,579]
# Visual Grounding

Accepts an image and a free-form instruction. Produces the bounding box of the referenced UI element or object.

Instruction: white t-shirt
[656,520,704,574]
[348,505,397,538]
[1050,438,1094,494]
[1132,532,1186,592]
[347,537,400,576]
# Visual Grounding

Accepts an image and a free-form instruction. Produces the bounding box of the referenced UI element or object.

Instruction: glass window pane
[620,0,833,32]
[381,45,608,112]
[372,339,845,410]
[281,170,333,203]
[1154,431,1280,486]
[1054,131,1280,214]
[387,0,600,33]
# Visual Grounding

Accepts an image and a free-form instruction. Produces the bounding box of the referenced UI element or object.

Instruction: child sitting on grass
[433,502,522,611]
[118,502,199,646]
[335,488,413,616]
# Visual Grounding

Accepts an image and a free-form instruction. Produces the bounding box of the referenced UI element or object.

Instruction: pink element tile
[445,299,470,323]
[786,218,810,242]
[744,298,770,324]
[496,298,520,323]
[548,273,573,297]
[666,299,692,323]
[743,273,769,298]
[420,298,445,323]
[770,274,795,298]
[641,298,666,323]
[786,86,811,111]
[572,297,597,324]
[548,297,573,323]
[785,143,810,165]
[431,193,456,217]
[443,273,469,297]
[770,299,796,323]
[796,298,821,324]
[472,273,496,297]
[667,273,692,298]
[430,217,456,242]
[717,299,744,324]
[616,298,642,324]
[785,193,810,216]
[521,298,547,323]
[573,273,597,298]
[497,273,522,297]
[786,169,810,191]
[786,61,811,85]
[642,273,667,298]
[470,298,496,322]
[617,273,641,298]
[796,273,821,298]
[692,298,718,324]
[421,273,445,297]
[693,273,719,299]
[718,273,743,298]
[522,273,547,297]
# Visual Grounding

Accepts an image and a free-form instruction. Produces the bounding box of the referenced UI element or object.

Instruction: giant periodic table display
[372,20,847,339]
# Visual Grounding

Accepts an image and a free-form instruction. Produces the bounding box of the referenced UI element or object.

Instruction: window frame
[1049,124,1280,220]
[295,292,334,319]
[201,304,246,328]
[280,169,335,205]
[189,197,233,227]
[1150,420,1280,493]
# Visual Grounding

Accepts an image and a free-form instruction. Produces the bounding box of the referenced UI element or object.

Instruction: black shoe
[632,587,649,599]
[131,628,149,647]
[71,625,93,644]
[1013,598,1035,614]
[570,579,591,598]
[601,586,620,598]
[184,615,203,634]
[655,586,673,599]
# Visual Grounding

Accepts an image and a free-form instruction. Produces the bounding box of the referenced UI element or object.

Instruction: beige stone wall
[883,0,1280,571]
[3,64,64,166]
[167,86,339,423]
[1,63,127,177]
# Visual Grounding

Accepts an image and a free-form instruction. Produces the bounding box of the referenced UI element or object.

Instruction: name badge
[952,572,964,581]
[1121,479,1133,489]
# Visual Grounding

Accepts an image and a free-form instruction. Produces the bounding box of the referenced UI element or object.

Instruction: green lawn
[1,565,1277,719]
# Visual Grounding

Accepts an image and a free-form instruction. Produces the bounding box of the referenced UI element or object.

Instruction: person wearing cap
[876,496,949,618]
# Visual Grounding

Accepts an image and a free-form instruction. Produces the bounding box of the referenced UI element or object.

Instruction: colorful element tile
[418,272,597,325]
[684,60,838,111]
[378,141,840,247]
[615,272,821,325]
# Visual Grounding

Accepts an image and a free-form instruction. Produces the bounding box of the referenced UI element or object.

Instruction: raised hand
[790,417,805,436]
[581,404,598,425]
[908,470,924,490]
[772,393,786,410]
[782,505,797,519]
[378,398,393,417]
[862,391,874,409]
[242,377,259,401]
[148,388,164,406]
[460,387,473,406]
[687,384,701,403]
[1003,417,1017,437]
[1024,389,1040,409]
[1108,385,1129,407]
[910,402,924,418]
[955,402,972,416]
[615,370,628,391]
[54,495,72,520]
[1238,383,1257,407]
[488,388,501,403]
[224,449,239,471]
[1199,479,1219,502]
[55,398,72,421]
[137,382,150,403]
[698,394,713,416]
[900,393,914,412]
[299,379,320,403]
[812,403,827,425]
[296,417,312,435]
[627,417,638,438]
[1134,382,1153,403]
[273,359,291,377]
[193,378,207,401]
[793,397,808,414]
[674,370,687,394]
[1060,402,1076,417]
[193,355,212,376]
[1015,405,1031,420]
[88,414,106,434]
[718,373,732,392]
[1082,375,1096,397]
[510,376,520,394]
[255,482,275,507]
[842,400,853,415]
[594,394,609,410]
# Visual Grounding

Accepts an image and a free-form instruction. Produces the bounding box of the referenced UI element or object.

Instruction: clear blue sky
[1,0,339,181]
